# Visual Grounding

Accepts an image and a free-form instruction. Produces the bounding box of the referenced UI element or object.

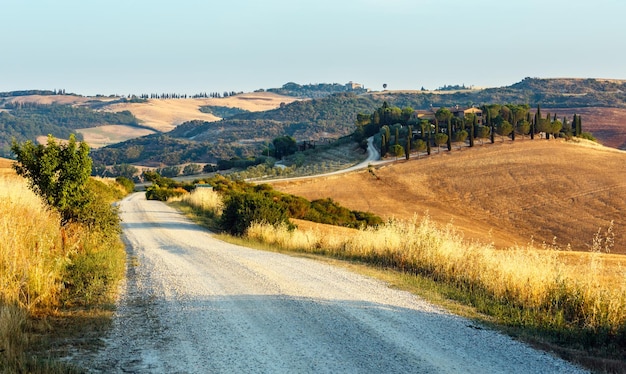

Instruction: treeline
[199,105,250,118]
[356,102,589,160]
[0,103,140,157]
[127,91,244,100]
[266,82,367,98]
[0,89,69,98]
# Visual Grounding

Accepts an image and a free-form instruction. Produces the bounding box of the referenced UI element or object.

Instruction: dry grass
[0,161,126,371]
[170,187,224,216]
[246,217,626,356]
[103,92,299,132]
[75,125,155,148]
[273,139,626,253]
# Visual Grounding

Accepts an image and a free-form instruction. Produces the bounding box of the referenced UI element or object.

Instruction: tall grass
[170,187,224,217]
[247,217,626,348]
[0,175,126,371]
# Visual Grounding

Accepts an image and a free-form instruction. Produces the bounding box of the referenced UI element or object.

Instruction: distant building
[411,107,483,125]
[346,81,363,90]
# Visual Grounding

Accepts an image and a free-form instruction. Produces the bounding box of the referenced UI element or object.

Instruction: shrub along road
[72,192,586,373]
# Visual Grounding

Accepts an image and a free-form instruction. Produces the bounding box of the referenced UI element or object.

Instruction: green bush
[220,192,291,236]
[115,176,135,194]
[579,132,597,142]
[145,185,187,201]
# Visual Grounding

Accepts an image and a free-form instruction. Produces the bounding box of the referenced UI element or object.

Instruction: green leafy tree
[414,139,426,158]
[111,163,138,179]
[496,121,513,142]
[182,163,202,176]
[549,119,563,139]
[454,130,468,149]
[11,134,118,230]
[389,144,404,160]
[434,133,448,153]
[517,120,531,139]
[12,134,91,223]
[272,135,297,159]
[477,125,490,145]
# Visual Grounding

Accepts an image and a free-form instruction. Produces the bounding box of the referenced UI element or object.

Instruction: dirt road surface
[74,193,587,373]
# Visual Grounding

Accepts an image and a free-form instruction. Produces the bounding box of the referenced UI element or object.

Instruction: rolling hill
[272,139,626,254]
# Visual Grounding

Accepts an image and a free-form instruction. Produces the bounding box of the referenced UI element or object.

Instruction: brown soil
[272,140,626,253]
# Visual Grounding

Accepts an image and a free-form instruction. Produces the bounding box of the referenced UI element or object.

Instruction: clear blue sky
[2,0,624,96]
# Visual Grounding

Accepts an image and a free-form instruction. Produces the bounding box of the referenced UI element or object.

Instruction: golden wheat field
[273,139,626,254]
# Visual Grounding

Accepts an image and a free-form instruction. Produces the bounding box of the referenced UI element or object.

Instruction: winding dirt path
[75,193,586,373]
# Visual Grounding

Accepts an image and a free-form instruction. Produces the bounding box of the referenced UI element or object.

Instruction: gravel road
[75,193,587,373]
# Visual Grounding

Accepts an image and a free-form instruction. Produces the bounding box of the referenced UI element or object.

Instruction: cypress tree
[405,126,412,160]
[447,120,452,151]
[469,115,475,147]
[426,126,432,155]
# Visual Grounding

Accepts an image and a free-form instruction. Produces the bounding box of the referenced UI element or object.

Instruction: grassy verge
[0,175,127,372]
[171,188,626,373]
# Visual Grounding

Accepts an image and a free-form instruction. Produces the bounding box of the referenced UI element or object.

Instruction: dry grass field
[273,139,626,254]
[103,92,299,132]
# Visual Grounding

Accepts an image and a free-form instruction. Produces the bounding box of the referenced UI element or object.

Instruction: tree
[517,120,531,139]
[434,133,448,153]
[405,127,412,160]
[273,135,297,159]
[111,163,138,179]
[496,121,513,142]
[454,130,468,149]
[478,125,490,145]
[389,144,404,160]
[549,119,563,139]
[446,121,452,151]
[11,134,117,230]
[182,163,202,176]
[12,134,91,223]
[414,139,426,158]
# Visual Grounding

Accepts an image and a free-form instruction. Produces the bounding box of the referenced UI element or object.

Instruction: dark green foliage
[109,163,138,179]
[157,165,180,178]
[199,105,249,118]
[304,198,382,228]
[200,176,382,229]
[273,135,297,159]
[11,135,121,234]
[143,170,194,201]
[267,82,367,98]
[221,192,291,235]
[145,185,186,201]
[115,176,135,194]
[0,103,140,156]
[182,163,202,176]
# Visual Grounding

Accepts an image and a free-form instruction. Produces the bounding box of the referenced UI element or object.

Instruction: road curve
[76,193,586,373]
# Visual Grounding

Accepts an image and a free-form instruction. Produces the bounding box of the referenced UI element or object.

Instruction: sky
[1,0,625,96]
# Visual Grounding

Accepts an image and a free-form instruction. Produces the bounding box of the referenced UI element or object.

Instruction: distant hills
[1,78,625,165]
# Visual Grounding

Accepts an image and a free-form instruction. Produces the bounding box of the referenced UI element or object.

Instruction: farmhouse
[411,106,483,125]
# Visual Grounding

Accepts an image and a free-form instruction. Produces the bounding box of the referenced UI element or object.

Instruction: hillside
[272,139,626,254]
[89,78,626,167]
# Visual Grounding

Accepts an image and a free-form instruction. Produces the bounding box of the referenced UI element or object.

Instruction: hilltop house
[410,106,483,125]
